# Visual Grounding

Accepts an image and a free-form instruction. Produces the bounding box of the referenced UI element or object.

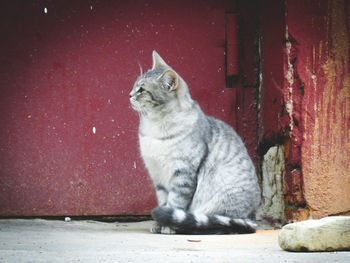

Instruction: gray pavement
[0,219,349,262]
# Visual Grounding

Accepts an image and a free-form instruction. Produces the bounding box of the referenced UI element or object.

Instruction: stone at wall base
[278,216,350,252]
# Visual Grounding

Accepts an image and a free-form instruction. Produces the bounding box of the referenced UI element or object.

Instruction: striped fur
[130,51,261,234]
[152,206,257,234]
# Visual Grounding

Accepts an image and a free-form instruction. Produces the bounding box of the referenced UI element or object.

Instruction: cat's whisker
[137,61,143,76]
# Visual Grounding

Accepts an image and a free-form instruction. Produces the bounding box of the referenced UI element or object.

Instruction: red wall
[0,0,256,216]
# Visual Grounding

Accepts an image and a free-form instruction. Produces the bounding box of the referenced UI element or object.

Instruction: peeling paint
[301,0,350,218]
[285,39,294,131]
[282,27,306,220]
[260,0,349,222]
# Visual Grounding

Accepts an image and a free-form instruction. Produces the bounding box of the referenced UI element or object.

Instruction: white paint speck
[92,126,96,134]
[90,5,93,10]
[133,161,137,169]
[44,7,48,14]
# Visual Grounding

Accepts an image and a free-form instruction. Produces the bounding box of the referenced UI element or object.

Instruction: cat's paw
[150,223,162,234]
[150,223,176,234]
[160,226,176,235]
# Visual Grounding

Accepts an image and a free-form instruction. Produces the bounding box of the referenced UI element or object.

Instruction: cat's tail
[151,206,257,234]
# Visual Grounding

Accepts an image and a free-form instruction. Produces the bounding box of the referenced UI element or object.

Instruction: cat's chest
[139,135,172,159]
[139,135,174,185]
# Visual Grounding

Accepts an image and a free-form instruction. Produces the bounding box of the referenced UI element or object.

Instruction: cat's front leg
[166,168,196,210]
[151,168,196,234]
[150,184,169,234]
[155,184,168,206]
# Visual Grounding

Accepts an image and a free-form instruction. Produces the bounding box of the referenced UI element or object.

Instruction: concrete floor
[0,219,349,263]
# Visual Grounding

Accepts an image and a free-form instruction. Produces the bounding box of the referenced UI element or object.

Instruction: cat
[129,51,261,234]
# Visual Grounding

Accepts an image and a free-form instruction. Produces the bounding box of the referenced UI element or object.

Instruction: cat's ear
[158,70,178,91]
[152,50,168,69]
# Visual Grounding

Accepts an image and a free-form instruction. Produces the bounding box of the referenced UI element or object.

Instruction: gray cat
[129,51,261,234]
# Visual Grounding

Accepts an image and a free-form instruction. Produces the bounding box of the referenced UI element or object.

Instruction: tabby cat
[129,51,261,234]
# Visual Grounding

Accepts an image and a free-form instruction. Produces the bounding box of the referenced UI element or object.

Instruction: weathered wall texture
[259,0,307,222]
[261,0,350,221]
[287,0,350,218]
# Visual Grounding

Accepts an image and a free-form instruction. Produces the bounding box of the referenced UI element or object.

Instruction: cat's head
[129,51,192,117]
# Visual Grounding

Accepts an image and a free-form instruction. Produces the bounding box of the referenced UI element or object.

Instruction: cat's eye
[138,87,144,93]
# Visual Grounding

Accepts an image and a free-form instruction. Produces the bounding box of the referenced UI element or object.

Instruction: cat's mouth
[130,97,147,115]
[129,97,140,111]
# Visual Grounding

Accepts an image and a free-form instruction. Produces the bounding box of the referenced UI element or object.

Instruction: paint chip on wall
[92,127,96,134]
[44,7,48,14]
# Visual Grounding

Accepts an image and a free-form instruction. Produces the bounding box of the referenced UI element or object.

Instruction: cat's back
[205,116,247,153]
[203,115,257,181]
[189,114,261,215]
